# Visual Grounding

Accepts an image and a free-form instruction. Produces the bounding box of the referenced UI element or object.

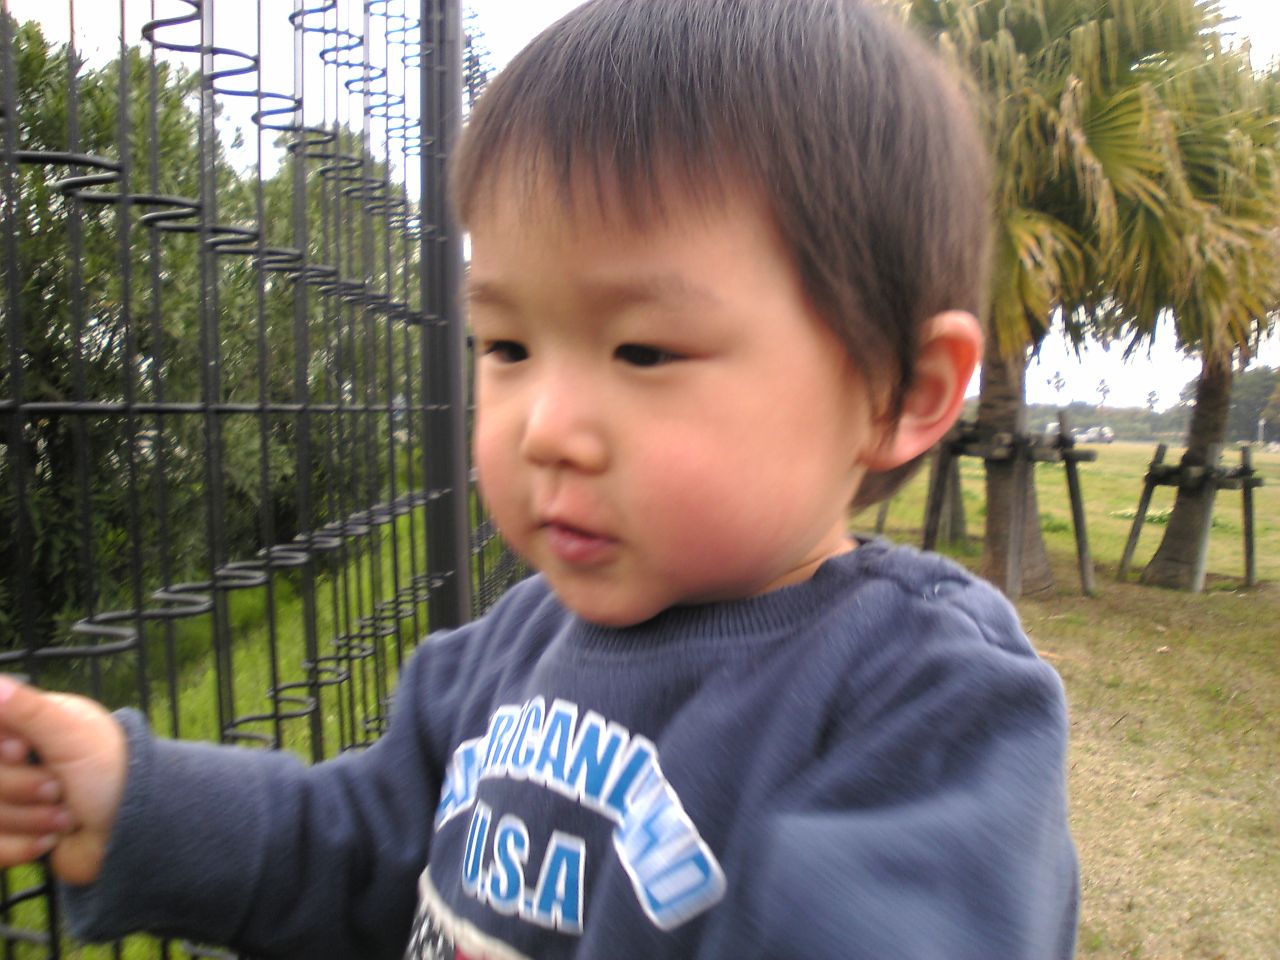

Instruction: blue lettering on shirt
[485,815,530,914]
[461,801,492,895]
[533,701,575,785]
[506,696,545,776]
[565,712,625,806]
[433,697,725,935]
[531,831,586,934]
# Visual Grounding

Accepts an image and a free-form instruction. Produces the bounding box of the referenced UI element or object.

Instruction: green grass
[859,441,1280,958]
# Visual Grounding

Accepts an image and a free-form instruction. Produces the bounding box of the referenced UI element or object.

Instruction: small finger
[0,765,59,804]
[0,738,30,765]
[0,802,74,836]
[0,833,58,868]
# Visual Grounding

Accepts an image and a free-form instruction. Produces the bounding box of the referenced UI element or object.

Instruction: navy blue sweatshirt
[64,541,1078,958]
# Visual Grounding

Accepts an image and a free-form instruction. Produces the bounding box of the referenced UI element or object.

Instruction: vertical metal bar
[67,4,100,674]
[359,0,390,734]
[145,0,182,741]
[291,0,325,763]
[421,0,470,627]
[442,0,472,621]
[418,0,440,620]
[252,0,284,750]
[117,0,151,722]
[0,0,37,673]
[198,0,235,741]
[399,185,428,645]
[402,6,429,642]
[330,2,355,739]
[321,6,359,751]
[417,0,439,627]
[345,1,367,735]
[378,5,405,670]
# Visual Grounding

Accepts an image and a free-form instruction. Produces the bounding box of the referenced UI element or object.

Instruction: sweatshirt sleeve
[746,580,1078,960]
[59,623,473,960]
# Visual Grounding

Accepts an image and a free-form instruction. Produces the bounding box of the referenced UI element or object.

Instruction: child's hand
[0,675,127,886]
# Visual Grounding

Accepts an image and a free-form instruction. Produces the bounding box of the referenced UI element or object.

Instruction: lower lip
[543,523,616,566]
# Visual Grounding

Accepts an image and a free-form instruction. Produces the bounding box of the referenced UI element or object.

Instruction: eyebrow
[466,273,724,312]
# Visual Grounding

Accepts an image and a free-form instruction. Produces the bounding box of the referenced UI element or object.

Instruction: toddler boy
[0,0,1077,957]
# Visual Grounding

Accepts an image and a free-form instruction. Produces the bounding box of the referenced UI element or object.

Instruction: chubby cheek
[472,419,525,549]
[632,448,772,576]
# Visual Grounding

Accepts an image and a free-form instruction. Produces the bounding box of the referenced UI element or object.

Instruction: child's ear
[865,310,982,470]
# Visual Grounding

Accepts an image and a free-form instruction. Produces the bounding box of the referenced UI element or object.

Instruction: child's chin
[556,587,668,629]
[572,604,660,629]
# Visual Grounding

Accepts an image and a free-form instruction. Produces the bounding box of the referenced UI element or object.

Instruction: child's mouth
[541,520,616,566]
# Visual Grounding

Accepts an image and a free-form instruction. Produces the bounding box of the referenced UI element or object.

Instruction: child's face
[467,176,893,627]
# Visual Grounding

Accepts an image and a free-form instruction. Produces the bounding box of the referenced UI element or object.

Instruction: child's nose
[519,378,608,472]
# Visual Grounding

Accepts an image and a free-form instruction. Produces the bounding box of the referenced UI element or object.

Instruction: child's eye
[615,343,680,367]
[481,340,529,363]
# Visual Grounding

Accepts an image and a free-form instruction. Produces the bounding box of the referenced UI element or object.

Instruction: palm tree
[902,0,1215,595]
[1119,48,1280,588]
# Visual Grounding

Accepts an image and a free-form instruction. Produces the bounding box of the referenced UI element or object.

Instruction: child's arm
[52,704,439,957]
[0,624,463,959]
[0,675,127,886]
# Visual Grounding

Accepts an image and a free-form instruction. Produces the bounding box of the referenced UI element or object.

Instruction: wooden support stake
[1058,412,1095,596]
[1189,444,1222,594]
[922,439,954,552]
[1118,443,1166,580]
[874,499,891,535]
[1241,446,1256,588]
[944,452,966,547]
[1005,439,1027,600]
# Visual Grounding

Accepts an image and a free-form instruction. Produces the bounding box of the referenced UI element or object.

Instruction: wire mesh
[0,0,507,955]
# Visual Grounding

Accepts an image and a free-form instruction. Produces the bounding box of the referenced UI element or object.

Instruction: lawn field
[860,441,1279,959]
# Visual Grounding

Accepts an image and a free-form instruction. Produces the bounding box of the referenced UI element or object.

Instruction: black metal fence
[0,1,516,954]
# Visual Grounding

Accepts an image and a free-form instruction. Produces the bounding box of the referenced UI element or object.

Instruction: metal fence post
[421,0,473,629]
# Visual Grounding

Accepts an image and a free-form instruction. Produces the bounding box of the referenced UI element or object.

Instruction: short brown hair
[452,0,990,507]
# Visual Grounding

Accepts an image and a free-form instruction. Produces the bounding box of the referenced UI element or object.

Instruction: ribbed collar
[561,538,894,655]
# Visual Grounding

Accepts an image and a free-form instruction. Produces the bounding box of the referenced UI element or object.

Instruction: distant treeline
[962,365,1279,444]
[1023,401,1190,442]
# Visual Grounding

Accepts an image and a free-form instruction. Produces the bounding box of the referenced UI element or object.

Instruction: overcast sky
[8,0,1278,410]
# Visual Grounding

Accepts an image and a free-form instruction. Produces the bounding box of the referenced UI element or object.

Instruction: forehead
[464,165,792,304]
[460,147,752,239]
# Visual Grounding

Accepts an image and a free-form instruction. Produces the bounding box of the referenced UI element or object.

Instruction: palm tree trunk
[1141,351,1233,590]
[978,336,1054,596]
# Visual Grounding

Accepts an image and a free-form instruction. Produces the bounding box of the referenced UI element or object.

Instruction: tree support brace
[922,411,1097,598]
[1118,444,1264,592]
